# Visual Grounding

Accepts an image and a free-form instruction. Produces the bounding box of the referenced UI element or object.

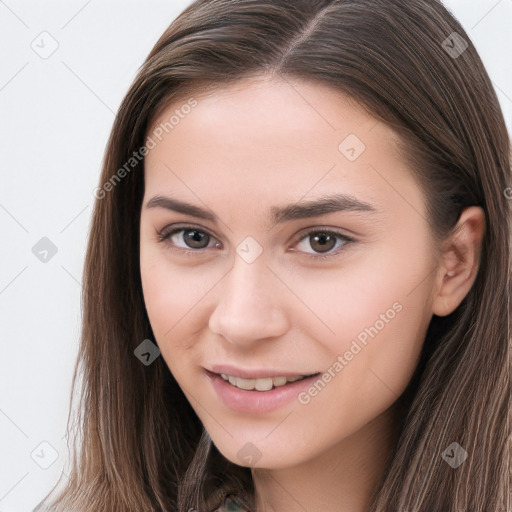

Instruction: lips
[206,370,322,413]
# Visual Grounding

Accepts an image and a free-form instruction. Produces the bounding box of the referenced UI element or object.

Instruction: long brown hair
[35,1,510,510]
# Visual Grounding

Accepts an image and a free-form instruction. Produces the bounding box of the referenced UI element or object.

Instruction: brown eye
[181,229,210,249]
[158,226,220,251]
[308,232,337,253]
[294,229,354,259]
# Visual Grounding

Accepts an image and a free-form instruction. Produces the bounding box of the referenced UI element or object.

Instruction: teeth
[272,376,287,387]
[220,373,311,391]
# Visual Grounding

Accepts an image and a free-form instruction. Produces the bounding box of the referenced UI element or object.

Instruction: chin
[211,436,308,471]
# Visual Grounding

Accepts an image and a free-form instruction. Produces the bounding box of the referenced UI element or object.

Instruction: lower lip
[206,370,320,414]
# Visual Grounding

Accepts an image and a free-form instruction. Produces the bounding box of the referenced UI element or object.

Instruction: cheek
[290,234,434,401]
[290,287,429,458]
[293,235,433,340]
[141,269,195,384]
[140,246,205,349]
[139,243,228,381]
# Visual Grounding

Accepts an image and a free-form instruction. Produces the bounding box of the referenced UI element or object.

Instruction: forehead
[142,76,424,224]
[147,76,379,145]
[145,76,400,171]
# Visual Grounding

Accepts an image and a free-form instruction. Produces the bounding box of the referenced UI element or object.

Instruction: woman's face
[139,76,441,469]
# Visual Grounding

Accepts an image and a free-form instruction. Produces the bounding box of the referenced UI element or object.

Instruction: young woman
[35,0,510,511]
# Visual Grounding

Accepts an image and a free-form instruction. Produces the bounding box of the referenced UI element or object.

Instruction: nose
[208,252,290,347]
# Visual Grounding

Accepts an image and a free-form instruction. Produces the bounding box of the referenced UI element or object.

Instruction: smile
[220,373,318,391]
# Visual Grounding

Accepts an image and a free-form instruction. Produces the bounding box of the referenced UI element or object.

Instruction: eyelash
[156,224,355,260]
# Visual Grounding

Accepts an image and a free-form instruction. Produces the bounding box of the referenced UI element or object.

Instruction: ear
[431,206,486,317]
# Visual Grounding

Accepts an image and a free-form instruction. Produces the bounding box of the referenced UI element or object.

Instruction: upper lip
[208,364,320,379]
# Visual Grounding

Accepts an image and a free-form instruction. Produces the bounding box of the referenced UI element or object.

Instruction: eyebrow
[145,193,378,228]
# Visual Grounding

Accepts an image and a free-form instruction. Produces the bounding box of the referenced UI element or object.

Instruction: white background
[1,1,511,510]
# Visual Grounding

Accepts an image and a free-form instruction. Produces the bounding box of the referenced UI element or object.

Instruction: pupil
[184,230,208,248]
[311,232,335,253]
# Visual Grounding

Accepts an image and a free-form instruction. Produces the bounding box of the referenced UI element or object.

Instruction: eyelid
[291,225,354,244]
[157,223,220,251]
[290,226,355,259]
[156,223,356,259]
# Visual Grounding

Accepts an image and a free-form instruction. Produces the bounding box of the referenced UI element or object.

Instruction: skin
[139,75,485,512]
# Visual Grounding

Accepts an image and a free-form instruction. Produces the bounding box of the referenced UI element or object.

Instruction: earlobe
[432,206,486,317]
